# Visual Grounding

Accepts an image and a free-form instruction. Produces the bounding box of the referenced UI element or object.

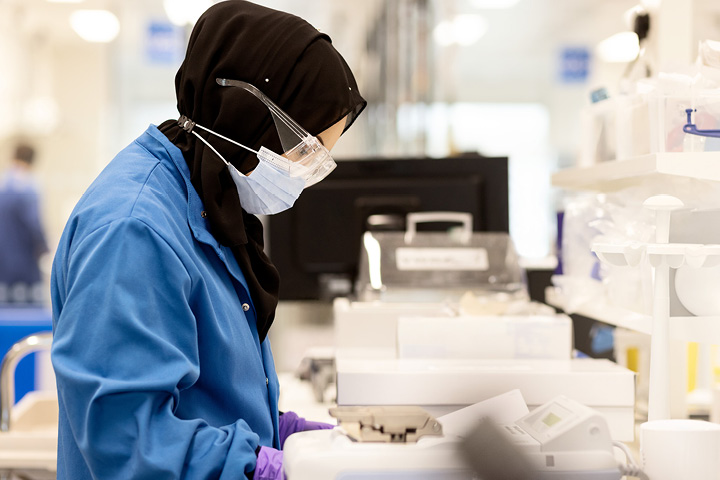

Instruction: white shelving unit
[591,231,720,421]
[553,154,720,421]
[552,152,720,192]
[545,286,720,344]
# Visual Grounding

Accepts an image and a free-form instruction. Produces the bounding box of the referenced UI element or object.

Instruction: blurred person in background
[0,142,48,305]
[50,1,365,479]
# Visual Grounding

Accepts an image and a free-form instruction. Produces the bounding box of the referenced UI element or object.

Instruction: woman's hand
[254,446,284,480]
[278,411,335,449]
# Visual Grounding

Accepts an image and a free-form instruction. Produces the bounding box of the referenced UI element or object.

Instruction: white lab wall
[42,42,110,247]
[109,0,182,155]
[0,9,26,137]
[423,102,553,258]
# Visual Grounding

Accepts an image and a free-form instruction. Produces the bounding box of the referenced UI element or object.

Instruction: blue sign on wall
[560,47,591,84]
[146,21,185,65]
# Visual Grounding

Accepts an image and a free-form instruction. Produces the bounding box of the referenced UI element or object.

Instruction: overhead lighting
[70,10,120,43]
[433,21,456,47]
[640,0,662,8]
[434,14,488,47]
[471,0,521,9]
[163,0,213,26]
[596,32,640,63]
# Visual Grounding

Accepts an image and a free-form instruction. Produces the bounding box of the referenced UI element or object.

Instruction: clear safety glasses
[215,78,337,188]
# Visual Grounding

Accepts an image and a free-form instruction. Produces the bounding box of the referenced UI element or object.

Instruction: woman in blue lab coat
[50,2,366,479]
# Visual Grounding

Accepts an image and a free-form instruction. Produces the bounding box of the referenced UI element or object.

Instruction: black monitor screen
[268,155,509,300]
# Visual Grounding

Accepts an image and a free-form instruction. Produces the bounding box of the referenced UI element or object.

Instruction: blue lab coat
[51,126,280,480]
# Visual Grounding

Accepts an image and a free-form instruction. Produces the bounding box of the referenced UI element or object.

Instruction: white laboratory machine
[334,298,573,359]
[335,215,573,360]
[327,214,636,442]
[499,395,622,478]
[334,353,636,441]
[283,393,626,480]
[354,213,526,303]
[396,314,573,360]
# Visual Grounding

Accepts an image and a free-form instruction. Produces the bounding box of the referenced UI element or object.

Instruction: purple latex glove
[304,420,335,431]
[254,446,284,480]
[278,411,335,449]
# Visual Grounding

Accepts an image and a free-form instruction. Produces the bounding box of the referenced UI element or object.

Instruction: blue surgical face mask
[177,117,307,215]
[226,159,305,215]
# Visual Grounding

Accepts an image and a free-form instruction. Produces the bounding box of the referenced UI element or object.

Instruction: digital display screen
[542,412,563,428]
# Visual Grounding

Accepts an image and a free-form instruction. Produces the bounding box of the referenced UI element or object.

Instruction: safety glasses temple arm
[215,78,310,138]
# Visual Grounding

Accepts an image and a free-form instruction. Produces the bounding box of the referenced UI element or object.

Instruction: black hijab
[159,0,366,342]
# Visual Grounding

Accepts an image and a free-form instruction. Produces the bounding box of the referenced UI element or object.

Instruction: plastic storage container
[585,84,720,163]
[648,90,720,154]
[615,93,651,159]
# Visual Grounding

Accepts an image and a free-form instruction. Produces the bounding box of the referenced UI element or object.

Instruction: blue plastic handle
[683,109,720,138]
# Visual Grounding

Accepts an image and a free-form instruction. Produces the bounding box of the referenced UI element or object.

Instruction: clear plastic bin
[580,99,617,165]
[648,91,720,154]
[615,93,651,159]
[591,86,720,162]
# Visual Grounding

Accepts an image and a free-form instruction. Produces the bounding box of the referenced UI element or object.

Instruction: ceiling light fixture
[596,32,640,63]
[163,0,213,26]
[471,0,521,9]
[433,14,488,47]
[70,10,120,43]
[640,0,662,9]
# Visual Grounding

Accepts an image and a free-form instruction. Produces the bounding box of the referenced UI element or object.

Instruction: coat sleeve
[51,217,260,480]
